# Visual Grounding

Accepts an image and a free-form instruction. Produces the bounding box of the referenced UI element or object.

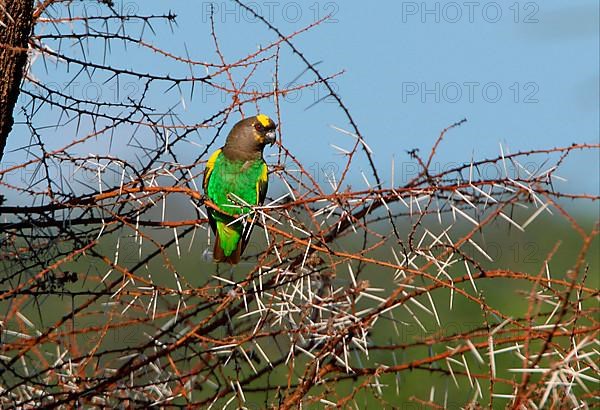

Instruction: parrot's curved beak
[265,130,276,146]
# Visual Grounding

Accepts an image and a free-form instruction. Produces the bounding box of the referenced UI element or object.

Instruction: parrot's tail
[213,235,242,264]
[213,222,242,264]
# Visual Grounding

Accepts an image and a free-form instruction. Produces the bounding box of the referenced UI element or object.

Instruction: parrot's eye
[254,122,264,132]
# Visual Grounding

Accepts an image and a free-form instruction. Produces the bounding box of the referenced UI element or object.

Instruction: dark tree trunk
[0,0,34,162]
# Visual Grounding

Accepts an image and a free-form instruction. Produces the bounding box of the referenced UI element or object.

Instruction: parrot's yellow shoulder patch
[256,114,271,127]
[259,162,268,183]
[206,149,222,173]
[203,149,222,190]
[256,162,269,202]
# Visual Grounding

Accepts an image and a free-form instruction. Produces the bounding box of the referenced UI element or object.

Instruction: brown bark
[0,0,34,162]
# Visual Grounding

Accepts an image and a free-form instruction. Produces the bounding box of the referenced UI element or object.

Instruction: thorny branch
[0,2,598,409]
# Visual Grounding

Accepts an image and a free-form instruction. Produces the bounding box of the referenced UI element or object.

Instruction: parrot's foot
[201,247,213,262]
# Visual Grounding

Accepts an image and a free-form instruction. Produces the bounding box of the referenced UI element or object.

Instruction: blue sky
[8,0,600,197]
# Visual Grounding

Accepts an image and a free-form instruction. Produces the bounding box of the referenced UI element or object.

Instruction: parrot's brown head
[222,114,277,160]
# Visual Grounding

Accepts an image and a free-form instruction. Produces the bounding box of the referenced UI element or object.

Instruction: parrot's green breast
[207,154,265,215]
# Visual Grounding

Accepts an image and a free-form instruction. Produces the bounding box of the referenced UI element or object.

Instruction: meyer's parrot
[203,114,277,264]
